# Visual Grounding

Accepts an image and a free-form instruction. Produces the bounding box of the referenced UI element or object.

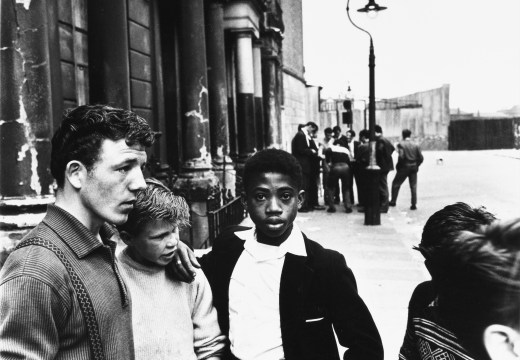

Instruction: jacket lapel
[213,239,244,335]
[279,249,314,359]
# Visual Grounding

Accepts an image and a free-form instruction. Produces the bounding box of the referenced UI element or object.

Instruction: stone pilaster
[253,41,265,150]
[87,0,131,107]
[205,0,236,196]
[175,0,220,248]
[234,31,257,164]
[0,0,60,232]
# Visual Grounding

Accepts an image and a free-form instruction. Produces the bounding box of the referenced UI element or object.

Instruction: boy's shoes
[389,201,396,207]
[313,205,326,210]
[380,208,389,213]
[327,207,336,213]
[410,205,417,210]
[345,208,353,213]
[298,207,311,213]
[357,207,365,213]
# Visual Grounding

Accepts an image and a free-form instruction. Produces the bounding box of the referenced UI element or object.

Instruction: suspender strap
[16,237,106,360]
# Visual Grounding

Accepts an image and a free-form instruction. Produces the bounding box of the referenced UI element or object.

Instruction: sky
[302,0,520,114]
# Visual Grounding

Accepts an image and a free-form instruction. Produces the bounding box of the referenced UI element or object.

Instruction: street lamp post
[346,0,387,225]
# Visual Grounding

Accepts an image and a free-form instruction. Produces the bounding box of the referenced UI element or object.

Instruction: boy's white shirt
[228,223,307,360]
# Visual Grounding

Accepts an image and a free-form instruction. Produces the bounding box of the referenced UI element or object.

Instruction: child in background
[117,178,225,360]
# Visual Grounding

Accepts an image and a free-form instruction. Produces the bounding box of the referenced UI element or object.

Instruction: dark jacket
[291,130,319,174]
[396,139,423,170]
[376,136,395,172]
[199,225,384,360]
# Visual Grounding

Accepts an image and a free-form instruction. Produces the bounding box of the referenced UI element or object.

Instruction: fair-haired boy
[176,149,383,360]
[117,178,225,360]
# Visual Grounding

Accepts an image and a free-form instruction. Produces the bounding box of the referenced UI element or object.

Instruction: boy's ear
[484,324,520,360]
[119,231,133,246]
[64,160,87,190]
[298,190,305,209]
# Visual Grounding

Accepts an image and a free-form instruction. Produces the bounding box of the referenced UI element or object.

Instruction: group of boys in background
[293,121,423,214]
[1,104,519,360]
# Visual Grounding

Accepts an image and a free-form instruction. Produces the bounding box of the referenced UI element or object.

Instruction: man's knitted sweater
[118,248,225,360]
[0,205,134,360]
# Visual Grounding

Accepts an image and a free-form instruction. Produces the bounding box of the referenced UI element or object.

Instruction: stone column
[253,41,265,150]
[262,54,282,148]
[226,35,238,158]
[0,0,60,233]
[234,31,256,164]
[205,0,236,196]
[87,0,131,107]
[175,0,219,249]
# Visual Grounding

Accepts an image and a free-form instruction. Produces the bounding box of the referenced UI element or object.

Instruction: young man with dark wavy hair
[0,104,155,359]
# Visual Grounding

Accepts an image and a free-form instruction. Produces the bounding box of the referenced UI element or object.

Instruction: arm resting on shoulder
[169,240,201,283]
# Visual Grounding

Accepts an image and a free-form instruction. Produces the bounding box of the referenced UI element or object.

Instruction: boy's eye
[280,192,292,201]
[255,193,266,201]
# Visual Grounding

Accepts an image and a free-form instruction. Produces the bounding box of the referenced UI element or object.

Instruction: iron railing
[205,195,247,248]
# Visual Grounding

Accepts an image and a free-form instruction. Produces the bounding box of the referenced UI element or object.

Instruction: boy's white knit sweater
[118,248,225,360]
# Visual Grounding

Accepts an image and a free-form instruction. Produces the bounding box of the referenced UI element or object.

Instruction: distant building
[319,85,450,150]
[449,112,520,150]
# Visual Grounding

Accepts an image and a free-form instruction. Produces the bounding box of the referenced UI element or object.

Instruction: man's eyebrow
[114,156,145,167]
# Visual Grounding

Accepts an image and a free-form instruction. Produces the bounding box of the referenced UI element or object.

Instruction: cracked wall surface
[183,77,212,169]
[0,0,54,199]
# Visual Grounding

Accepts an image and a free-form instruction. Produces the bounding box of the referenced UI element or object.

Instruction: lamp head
[357,0,387,18]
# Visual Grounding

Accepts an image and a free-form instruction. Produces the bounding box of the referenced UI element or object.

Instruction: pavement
[292,148,520,359]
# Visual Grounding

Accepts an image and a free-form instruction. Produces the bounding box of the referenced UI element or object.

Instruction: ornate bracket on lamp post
[346,0,387,225]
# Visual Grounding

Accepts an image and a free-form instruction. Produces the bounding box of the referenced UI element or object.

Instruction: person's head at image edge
[440,218,520,360]
[241,149,304,246]
[416,202,496,286]
[117,178,190,268]
[50,104,155,230]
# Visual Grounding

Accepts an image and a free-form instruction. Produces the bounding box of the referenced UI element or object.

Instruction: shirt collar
[43,204,115,259]
[235,223,307,261]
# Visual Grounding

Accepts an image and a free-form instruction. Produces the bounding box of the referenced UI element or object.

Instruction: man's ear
[64,160,86,190]
[484,324,520,360]
[119,231,133,246]
[298,190,305,209]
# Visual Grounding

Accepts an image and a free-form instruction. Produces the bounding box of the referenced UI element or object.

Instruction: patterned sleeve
[399,319,420,360]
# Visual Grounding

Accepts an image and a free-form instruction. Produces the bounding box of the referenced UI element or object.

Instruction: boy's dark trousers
[326,162,352,211]
[379,170,390,211]
[391,165,418,206]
